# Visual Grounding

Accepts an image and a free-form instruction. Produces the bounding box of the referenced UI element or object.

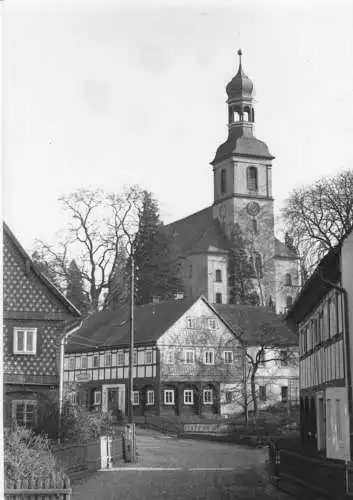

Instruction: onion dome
[226,49,254,99]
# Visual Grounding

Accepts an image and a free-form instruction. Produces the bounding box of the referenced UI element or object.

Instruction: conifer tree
[132,191,183,305]
[65,259,89,313]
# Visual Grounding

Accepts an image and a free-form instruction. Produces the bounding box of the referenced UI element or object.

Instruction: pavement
[71,427,293,500]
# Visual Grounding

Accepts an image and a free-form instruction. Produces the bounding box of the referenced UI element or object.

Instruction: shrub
[4,426,62,481]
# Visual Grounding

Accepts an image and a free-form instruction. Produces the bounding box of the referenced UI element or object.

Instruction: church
[165,51,299,314]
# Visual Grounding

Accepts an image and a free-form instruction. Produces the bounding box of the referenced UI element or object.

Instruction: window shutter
[36,329,43,356]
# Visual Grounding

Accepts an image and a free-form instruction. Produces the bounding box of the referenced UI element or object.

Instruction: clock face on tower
[246,201,260,217]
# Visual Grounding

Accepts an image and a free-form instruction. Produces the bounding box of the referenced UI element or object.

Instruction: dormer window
[220,169,227,194]
[247,166,258,192]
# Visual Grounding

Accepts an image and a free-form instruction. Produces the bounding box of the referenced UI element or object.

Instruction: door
[107,388,119,414]
[102,384,126,415]
[326,388,349,460]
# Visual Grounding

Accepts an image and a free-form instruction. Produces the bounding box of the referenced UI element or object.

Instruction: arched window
[254,252,263,279]
[284,273,292,286]
[247,166,258,192]
[220,169,227,194]
[286,296,293,308]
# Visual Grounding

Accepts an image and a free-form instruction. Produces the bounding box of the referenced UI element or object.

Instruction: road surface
[72,428,293,500]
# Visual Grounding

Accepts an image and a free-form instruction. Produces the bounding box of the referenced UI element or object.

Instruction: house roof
[66,296,201,353]
[286,245,341,326]
[274,238,298,260]
[164,206,229,258]
[3,222,81,318]
[214,304,298,347]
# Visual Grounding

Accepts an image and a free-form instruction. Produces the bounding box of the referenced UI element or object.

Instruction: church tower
[211,50,276,306]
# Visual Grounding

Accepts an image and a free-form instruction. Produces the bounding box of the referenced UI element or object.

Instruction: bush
[5,426,62,481]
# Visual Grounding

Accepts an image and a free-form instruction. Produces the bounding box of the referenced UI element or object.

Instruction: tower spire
[237,49,242,69]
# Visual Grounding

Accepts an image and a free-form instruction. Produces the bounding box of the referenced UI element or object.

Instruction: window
[286,296,293,309]
[254,253,263,279]
[184,390,194,405]
[117,351,125,366]
[189,264,193,278]
[252,219,258,235]
[336,399,342,440]
[329,297,338,337]
[186,318,195,329]
[247,166,258,192]
[69,357,75,370]
[105,353,112,367]
[208,319,216,329]
[132,391,139,405]
[164,390,175,405]
[215,269,222,282]
[204,351,215,365]
[81,356,88,369]
[184,350,195,364]
[215,293,222,304]
[13,328,37,355]
[225,392,232,404]
[12,400,37,427]
[259,386,267,401]
[133,350,138,365]
[284,273,292,286]
[145,350,153,364]
[220,169,227,194]
[69,393,77,405]
[147,390,155,405]
[281,386,288,403]
[203,389,213,405]
[93,390,101,405]
[224,351,233,364]
[279,350,288,367]
[93,355,100,368]
[164,350,174,364]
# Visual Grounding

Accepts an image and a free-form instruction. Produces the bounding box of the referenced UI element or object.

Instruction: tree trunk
[250,373,257,423]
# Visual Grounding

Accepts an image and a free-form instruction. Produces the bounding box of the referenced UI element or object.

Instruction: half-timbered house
[64,296,243,418]
[287,229,353,461]
[3,223,81,428]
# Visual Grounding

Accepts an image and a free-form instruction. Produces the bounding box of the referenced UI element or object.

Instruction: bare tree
[282,170,353,277]
[33,186,144,314]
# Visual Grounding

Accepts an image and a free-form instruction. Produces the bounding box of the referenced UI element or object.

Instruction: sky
[3,0,353,252]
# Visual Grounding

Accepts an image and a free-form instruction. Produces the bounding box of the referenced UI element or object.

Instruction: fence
[4,474,71,499]
[267,441,351,499]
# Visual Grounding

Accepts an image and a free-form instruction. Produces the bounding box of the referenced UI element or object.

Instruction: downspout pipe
[59,321,83,431]
[317,271,353,462]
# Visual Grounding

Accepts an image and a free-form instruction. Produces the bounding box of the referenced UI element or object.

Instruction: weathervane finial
[237,49,242,67]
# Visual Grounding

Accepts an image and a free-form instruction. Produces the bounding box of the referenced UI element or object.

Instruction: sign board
[183,423,230,434]
[75,372,92,382]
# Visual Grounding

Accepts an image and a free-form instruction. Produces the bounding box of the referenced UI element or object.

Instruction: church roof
[164,206,229,258]
[211,130,274,165]
[274,238,298,260]
[214,304,298,347]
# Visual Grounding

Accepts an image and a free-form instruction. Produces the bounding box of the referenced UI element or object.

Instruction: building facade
[165,51,299,314]
[287,232,353,461]
[3,223,81,428]
[64,296,243,418]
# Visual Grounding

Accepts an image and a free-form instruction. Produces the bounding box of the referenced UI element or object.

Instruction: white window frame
[204,350,215,365]
[203,389,213,405]
[13,328,37,355]
[133,350,138,365]
[186,318,194,329]
[184,350,195,364]
[132,391,139,405]
[145,350,153,365]
[69,357,75,370]
[208,319,216,330]
[117,351,125,366]
[105,352,112,367]
[81,356,88,369]
[147,390,155,405]
[93,390,101,405]
[12,400,38,427]
[164,390,175,405]
[224,351,233,364]
[93,355,100,368]
[184,389,194,405]
[164,350,174,364]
